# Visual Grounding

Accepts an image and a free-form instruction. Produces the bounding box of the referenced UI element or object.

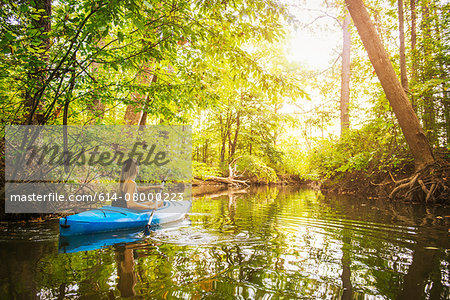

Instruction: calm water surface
[0,187,449,299]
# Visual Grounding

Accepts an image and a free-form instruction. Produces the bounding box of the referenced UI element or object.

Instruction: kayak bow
[59,200,191,236]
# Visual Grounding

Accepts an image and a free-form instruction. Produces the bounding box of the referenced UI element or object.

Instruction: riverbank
[320,159,450,204]
[2,164,447,223]
[0,179,308,222]
[194,159,450,205]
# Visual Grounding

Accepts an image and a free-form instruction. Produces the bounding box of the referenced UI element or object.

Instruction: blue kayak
[59,200,191,236]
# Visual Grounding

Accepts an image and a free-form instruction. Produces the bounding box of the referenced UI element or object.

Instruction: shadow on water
[0,186,449,299]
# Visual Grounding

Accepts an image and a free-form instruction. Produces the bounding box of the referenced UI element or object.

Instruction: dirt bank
[320,160,449,204]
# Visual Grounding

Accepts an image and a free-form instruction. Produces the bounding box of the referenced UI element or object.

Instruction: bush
[192,161,221,180]
[276,139,320,180]
[307,121,412,178]
[236,155,278,184]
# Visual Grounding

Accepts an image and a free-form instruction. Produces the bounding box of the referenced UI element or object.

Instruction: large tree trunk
[410,0,417,110]
[124,65,154,125]
[446,98,450,147]
[124,104,143,125]
[344,0,434,171]
[88,39,105,122]
[340,11,351,135]
[25,0,52,124]
[35,0,52,55]
[398,0,409,92]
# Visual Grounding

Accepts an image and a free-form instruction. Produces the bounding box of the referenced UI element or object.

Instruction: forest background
[0,0,448,208]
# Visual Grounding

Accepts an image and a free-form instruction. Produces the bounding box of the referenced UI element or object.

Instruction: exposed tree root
[389,173,419,199]
[388,162,449,203]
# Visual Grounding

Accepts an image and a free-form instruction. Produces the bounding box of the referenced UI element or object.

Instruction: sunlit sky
[285,0,341,70]
[287,28,341,70]
[281,0,343,138]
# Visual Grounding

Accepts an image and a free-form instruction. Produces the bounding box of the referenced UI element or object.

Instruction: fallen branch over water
[200,157,250,188]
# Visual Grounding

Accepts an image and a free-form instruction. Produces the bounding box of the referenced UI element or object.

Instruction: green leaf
[117,31,124,42]
[4,32,15,41]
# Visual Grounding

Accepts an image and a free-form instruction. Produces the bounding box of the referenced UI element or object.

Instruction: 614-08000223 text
[8,192,185,203]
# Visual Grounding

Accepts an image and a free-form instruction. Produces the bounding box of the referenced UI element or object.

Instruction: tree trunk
[420,2,436,145]
[124,65,154,125]
[446,99,450,147]
[227,123,232,159]
[203,139,208,163]
[340,11,351,135]
[432,6,450,146]
[63,68,76,173]
[25,0,52,124]
[398,0,409,92]
[124,105,142,125]
[88,39,105,122]
[34,0,52,55]
[344,0,434,170]
[274,103,279,145]
[138,75,157,126]
[249,129,253,155]
[230,111,240,158]
[219,115,230,163]
[410,0,417,110]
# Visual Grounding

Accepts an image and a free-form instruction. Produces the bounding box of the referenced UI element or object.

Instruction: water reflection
[115,244,137,298]
[0,187,449,299]
[340,226,353,300]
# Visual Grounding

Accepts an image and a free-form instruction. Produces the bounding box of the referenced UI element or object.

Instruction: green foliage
[0,0,446,184]
[308,120,412,179]
[236,155,278,184]
[192,161,221,180]
[276,138,319,180]
[0,0,293,127]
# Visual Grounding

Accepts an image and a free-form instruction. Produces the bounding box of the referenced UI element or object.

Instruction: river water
[0,187,449,299]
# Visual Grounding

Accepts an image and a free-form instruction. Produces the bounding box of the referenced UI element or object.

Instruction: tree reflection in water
[0,187,448,299]
[341,229,353,299]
